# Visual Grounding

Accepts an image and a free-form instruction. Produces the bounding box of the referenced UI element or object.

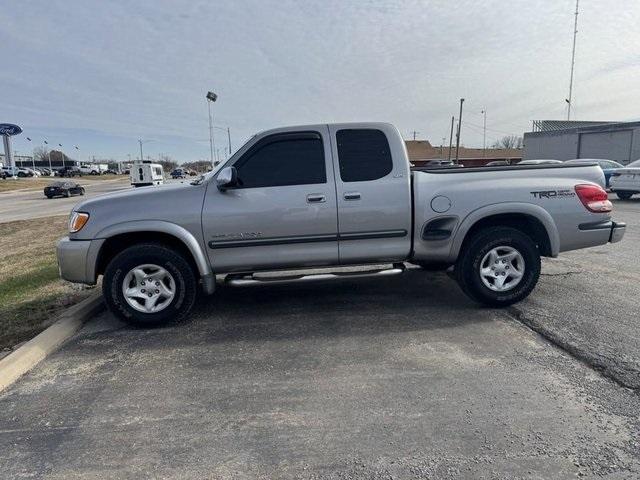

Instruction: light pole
[44,140,53,174]
[58,144,65,169]
[26,137,37,171]
[206,91,218,168]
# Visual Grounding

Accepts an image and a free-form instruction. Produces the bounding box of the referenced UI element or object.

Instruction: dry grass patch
[0,215,94,349]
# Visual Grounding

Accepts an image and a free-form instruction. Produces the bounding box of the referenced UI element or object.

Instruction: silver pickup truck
[57,123,626,326]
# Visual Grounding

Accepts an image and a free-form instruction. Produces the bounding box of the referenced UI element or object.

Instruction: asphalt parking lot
[1,197,639,479]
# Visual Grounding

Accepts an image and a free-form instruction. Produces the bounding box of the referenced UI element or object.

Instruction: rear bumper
[578,220,626,244]
[610,221,626,243]
[56,236,104,284]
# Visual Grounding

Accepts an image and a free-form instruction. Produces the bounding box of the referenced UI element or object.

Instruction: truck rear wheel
[455,227,540,307]
[103,243,197,327]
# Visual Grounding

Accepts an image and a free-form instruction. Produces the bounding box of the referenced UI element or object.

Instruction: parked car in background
[486,160,511,167]
[517,159,563,166]
[44,181,85,199]
[58,166,83,177]
[2,166,32,177]
[609,159,640,200]
[564,159,624,189]
[79,163,108,175]
[171,168,186,179]
[104,169,118,175]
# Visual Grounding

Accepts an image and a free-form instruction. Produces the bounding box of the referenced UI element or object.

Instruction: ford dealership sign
[0,123,22,136]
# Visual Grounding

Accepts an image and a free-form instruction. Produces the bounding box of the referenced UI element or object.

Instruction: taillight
[575,184,612,213]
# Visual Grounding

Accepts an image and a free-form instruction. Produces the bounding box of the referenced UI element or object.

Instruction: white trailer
[130,161,164,187]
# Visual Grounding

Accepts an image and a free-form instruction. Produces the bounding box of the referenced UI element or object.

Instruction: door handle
[343,192,361,201]
[307,194,326,203]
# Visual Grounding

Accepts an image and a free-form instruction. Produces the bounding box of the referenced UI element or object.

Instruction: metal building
[523,120,640,165]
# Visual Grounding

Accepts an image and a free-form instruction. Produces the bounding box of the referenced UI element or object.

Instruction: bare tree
[33,146,49,162]
[491,135,523,149]
[182,160,213,173]
[157,154,178,173]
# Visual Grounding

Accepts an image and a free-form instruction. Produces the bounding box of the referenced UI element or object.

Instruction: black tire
[455,227,540,307]
[413,261,451,271]
[616,192,633,200]
[46,195,52,199]
[64,190,71,198]
[80,188,85,195]
[103,243,197,327]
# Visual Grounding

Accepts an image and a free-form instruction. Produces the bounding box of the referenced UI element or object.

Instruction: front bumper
[57,236,104,284]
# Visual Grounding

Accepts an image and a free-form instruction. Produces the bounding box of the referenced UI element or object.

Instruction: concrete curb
[0,293,104,394]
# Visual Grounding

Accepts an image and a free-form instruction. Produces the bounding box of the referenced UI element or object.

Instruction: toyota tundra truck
[57,123,626,326]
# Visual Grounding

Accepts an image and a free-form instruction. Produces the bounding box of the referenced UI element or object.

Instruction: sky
[2,0,640,163]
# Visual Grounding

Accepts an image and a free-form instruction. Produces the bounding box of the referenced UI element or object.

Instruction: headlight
[69,211,90,233]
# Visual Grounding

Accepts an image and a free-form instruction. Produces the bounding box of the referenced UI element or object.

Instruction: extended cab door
[329,124,412,264]
[202,126,339,272]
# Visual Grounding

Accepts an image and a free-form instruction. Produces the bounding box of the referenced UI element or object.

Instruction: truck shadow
[77,269,503,354]
[180,269,492,344]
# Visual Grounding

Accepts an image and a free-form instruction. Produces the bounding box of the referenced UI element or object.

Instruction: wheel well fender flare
[449,203,560,261]
[95,220,212,277]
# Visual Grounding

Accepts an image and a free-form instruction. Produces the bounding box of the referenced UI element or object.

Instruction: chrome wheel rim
[479,246,525,292]
[122,264,176,313]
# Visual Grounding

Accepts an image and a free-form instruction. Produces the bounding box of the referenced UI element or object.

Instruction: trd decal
[530,189,576,199]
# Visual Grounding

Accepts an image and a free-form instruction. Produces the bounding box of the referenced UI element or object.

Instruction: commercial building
[523,120,640,164]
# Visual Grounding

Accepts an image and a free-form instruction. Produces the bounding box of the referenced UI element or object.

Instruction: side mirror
[216,166,238,191]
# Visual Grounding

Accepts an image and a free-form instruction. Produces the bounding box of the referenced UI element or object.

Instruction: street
[0,179,129,223]
[0,198,639,479]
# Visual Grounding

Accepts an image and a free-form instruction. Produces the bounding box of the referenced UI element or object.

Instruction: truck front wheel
[103,243,197,327]
[455,227,540,307]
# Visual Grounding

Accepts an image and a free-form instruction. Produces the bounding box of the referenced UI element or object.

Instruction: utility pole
[447,116,455,162]
[411,130,419,140]
[227,127,232,155]
[567,0,579,120]
[455,98,464,163]
[481,109,487,157]
[138,139,144,161]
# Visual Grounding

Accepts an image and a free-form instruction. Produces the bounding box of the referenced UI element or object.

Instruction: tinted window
[336,129,393,182]
[235,134,326,188]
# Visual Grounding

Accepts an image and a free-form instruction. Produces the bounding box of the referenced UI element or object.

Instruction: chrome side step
[225,263,406,287]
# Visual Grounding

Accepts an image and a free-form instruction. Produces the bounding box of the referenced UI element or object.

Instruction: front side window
[336,129,393,182]
[234,133,326,188]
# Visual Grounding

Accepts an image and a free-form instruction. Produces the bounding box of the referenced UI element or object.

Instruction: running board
[225,263,406,287]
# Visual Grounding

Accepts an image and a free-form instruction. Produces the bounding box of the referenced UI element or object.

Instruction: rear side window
[336,129,393,182]
[235,133,326,188]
